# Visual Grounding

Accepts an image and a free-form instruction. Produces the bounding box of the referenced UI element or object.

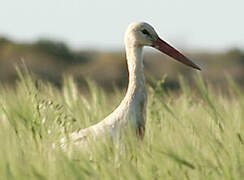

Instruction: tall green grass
[0,70,243,179]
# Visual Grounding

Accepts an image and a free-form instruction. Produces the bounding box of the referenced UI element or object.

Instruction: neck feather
[124,44,145,100]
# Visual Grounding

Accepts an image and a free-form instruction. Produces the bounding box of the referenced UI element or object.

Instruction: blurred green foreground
[0,68,243,179]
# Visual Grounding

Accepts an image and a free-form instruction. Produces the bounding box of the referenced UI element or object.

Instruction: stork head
[125,22,201,70]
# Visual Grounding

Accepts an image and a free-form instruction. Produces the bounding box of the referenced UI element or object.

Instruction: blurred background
[0,0,244,91]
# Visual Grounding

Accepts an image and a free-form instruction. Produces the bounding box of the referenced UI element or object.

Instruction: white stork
[66,22,200,146]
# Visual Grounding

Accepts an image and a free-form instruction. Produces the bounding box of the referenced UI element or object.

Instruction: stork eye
[141,29,150,36]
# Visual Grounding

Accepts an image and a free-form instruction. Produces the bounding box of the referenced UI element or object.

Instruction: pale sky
[0,0,244,52]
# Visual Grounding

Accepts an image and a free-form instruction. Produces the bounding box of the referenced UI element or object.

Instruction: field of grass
[0,69,244,180]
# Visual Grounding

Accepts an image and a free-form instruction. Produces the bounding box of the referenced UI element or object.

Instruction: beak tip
[195,65,201,71]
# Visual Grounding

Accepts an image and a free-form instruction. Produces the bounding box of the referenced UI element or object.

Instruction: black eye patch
[141,29,150,36]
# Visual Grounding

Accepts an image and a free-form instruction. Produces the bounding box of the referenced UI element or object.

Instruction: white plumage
[66,22,200,146]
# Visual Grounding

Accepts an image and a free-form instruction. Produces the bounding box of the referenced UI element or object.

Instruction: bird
[67,22,200,146]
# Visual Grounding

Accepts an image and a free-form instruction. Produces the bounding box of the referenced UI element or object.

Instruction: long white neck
[69,36,148,143]
[124,43,146,103]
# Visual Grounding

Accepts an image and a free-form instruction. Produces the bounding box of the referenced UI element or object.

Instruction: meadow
[0,69,243,180]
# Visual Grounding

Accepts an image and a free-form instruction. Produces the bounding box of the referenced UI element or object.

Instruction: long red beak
[152,37,201,70]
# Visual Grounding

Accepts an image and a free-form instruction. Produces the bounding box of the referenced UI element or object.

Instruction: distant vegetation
[0,36,244,91]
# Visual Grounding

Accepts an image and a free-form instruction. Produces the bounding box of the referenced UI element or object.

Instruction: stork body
[70,22,200,145]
